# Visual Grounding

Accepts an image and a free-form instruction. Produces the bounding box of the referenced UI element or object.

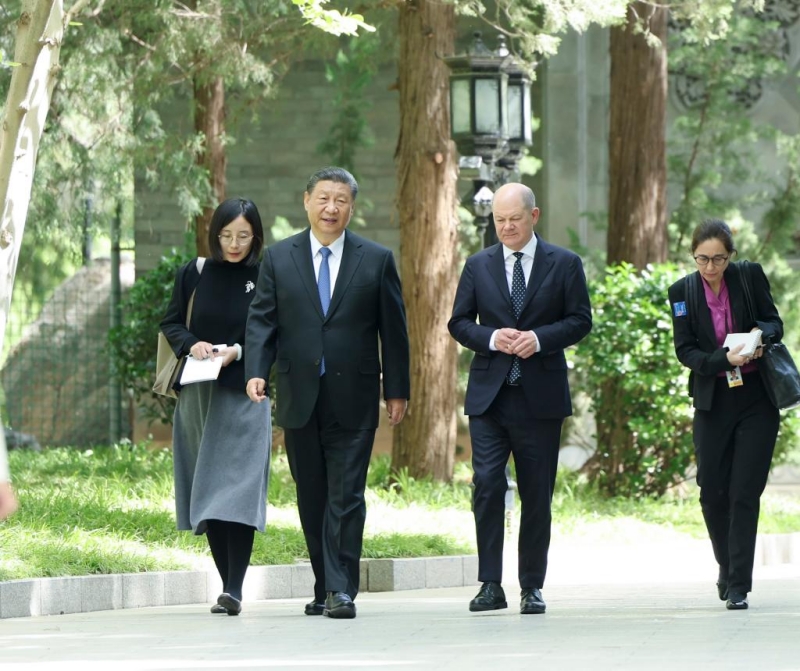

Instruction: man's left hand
[386,398,408,425]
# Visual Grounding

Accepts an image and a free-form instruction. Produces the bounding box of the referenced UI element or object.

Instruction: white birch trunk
[0,0,64,357]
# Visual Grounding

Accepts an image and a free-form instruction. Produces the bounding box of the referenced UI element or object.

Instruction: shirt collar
[310,230,346,258]
[502,234,537,261]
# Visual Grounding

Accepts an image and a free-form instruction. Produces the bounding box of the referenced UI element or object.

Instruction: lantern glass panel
[474,78,501,134]
[508,83,522,140]
[451,79,471,134]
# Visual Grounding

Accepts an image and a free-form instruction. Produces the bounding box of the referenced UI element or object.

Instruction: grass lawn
[1,444,799,582]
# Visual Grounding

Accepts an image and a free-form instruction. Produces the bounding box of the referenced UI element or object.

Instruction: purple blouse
[702,276,757,375]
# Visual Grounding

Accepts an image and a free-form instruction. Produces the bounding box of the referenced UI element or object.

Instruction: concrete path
[2,562,800,671]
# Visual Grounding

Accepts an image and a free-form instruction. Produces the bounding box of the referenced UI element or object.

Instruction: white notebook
[179,344,227,385]
[723,330,762,358]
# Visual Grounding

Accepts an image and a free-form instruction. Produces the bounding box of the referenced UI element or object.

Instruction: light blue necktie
[318,247,332,376]
[507,252,525,384]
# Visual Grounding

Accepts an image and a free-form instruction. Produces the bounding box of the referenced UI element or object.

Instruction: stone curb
[0,555,480,620]
[2,532,798,619]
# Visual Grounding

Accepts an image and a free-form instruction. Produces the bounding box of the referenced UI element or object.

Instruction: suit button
[314,359,321,366]
[323,326,329,332]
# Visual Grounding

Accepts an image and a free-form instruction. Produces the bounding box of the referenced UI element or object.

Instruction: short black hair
[691,218,737,256]
[207,198,264,266]
[305,166,358,201]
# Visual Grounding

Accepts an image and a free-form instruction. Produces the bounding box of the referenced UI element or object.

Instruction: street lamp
[444,32,535,247]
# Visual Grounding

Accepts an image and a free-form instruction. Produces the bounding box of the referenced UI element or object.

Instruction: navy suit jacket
[668,262,782,411]
[245,228,410,430]
[448,234,592,419]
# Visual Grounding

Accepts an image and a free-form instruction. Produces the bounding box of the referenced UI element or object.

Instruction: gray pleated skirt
[172,381,271,535]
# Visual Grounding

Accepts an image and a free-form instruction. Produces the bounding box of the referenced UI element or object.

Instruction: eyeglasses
[218,233,254,246]
[694,254,729,267]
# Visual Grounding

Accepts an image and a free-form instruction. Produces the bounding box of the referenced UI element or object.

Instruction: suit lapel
[518,235,554,315]
[290,230,326,320]
[487,244,513,311]
[692,271,717,346]
[326,230,364,320]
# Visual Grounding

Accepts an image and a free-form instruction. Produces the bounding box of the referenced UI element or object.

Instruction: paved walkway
[2,561,800,671]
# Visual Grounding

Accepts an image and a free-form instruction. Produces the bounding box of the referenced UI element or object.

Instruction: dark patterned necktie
[507,251,525,384]
[318,247,332,376]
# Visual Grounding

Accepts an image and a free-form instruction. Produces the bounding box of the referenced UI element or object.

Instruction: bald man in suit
[449,183,592,615]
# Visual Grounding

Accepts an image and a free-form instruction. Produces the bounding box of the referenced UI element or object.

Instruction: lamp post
[444,31,535,249]
[445,33,535,532]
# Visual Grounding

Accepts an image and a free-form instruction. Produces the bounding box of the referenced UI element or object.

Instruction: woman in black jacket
[668,219,782,611]
[160,198,270,616]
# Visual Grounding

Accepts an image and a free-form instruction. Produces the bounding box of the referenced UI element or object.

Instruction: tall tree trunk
[192,75,227,257]
[392,0,459,482]
[607,1,668,268]
[0,0,65,357]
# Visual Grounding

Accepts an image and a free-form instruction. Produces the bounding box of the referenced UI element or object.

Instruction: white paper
[179,344,227,385]
[723,330,762,358]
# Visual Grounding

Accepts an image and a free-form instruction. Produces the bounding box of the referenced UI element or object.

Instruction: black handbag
[738,262,800,410]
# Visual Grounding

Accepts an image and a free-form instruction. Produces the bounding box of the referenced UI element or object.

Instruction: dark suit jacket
[668,262,782,411]
[448,234,592,419]
[245,228,410,430]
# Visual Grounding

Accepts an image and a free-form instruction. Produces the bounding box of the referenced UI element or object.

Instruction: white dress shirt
[489,235,540,353]
[310,230,346,301]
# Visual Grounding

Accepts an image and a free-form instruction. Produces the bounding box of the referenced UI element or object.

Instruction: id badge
[726,366,744,388]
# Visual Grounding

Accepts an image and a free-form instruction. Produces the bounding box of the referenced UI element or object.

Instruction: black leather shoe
[726,592,748,610]
[210,603,227,614]
[324,591,356,619]
[716,580,729,601]
[304,600,325,616]
[520,588,546,614]
[217,593,242,616]
[469,582,507,612]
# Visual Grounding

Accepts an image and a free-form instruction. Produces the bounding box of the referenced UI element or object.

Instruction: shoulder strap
[685,271,699,328]
[185,257,206,328]
[737,261,757,325]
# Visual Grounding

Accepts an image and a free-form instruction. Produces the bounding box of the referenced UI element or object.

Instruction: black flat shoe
[469,582,507,612]
[304,600,325,616]
[210,603,227,614]
[726,592,748,610]
[324,591,356,619]
[716,580,729,601]
[217,593,242,616]
[520,588,546,615]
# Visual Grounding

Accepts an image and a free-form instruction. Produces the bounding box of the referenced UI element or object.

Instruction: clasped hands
[496,327,537,359]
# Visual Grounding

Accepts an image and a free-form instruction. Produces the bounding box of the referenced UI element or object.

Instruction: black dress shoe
[304,600,325,616]
[726,592,748,610]
[469,582,507,612]
[217,593,242,616]
[716,580,729,601]
[324,591,356,619]
[210,603,227,614]
[520,588,546,615]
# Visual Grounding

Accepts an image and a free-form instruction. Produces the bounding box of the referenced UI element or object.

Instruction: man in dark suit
[245,166,410,619]
[449,182,591,615]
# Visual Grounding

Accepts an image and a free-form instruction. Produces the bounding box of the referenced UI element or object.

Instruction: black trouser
[284,378,375,602]
[469,384,563,590]
[693,372,779,594]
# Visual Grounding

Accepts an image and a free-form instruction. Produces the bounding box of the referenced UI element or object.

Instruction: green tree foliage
[316,32,381,178]
[573,263,695,498]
